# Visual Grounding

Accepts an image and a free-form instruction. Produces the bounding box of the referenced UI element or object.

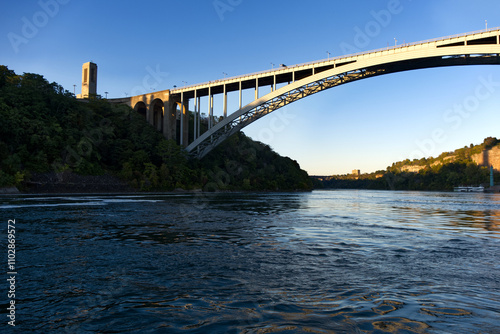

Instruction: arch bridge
[109,28,500,159]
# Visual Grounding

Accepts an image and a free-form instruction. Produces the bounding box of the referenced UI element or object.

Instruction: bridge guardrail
[173,27,500,93]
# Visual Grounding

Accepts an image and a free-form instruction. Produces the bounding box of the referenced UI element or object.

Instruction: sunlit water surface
[1,190,500,333]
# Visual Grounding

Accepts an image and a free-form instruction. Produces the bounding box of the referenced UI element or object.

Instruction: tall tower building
[78,62,97,98]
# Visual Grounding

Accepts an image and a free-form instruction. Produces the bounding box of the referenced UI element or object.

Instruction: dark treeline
[0,66,312,192]
[315,163,494,191]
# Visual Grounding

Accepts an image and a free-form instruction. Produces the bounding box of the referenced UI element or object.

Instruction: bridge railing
[297,26,500,66]
[173,27,500,93]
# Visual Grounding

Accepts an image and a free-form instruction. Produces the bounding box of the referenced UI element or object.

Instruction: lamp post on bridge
[326,51,331,60]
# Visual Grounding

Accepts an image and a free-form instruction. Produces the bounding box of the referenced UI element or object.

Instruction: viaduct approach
[107,28,500,159]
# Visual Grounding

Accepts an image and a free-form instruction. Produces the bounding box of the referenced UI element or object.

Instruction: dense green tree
[317,160,494,191]
[0,66,312,192]
[483,137,498,150]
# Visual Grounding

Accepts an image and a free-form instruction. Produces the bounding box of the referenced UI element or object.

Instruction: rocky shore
[21,172,133,194]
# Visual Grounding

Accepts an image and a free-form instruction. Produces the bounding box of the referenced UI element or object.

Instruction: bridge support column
[239,81,242,109]
[197,96,201,138]
[163,98,177,141]
[223,84,227,117]
[179,93,189,147]
[208,87,213,129]
[255,78,259,99]
[194,90,198,140]
[180,92,184,146]
[146,102,153,127]
[182,100,189,147]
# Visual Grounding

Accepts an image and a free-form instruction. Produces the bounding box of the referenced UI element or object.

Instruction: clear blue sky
[2,0,500,175]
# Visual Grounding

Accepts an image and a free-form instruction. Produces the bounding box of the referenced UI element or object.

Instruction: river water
[1,190,500,333]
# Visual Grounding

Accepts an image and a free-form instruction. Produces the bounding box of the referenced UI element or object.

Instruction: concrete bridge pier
[149,99,164,132]
[163,98,177,141]
[178,97,189,147]
[127,91,189,145]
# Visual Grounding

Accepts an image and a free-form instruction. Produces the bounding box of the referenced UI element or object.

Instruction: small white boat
[453,185,485,192]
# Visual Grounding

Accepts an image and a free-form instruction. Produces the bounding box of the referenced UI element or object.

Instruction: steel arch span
[185,29,500,159]
[108,29,500,158]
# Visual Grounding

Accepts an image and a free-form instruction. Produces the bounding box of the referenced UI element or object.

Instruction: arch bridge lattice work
[109,28,500,159]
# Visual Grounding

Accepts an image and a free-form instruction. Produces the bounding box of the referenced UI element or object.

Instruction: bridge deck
[167,27,500,99]
[107,27,500,156]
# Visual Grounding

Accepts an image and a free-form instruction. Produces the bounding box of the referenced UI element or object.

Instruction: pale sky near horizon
[2,0,500,175]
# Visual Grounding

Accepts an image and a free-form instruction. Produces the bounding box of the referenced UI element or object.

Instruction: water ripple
[2,190,499,333]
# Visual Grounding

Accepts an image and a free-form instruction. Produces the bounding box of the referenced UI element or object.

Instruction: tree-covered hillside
[315,137,499,191]
[0,66,312,192]
[389,136,499,171]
